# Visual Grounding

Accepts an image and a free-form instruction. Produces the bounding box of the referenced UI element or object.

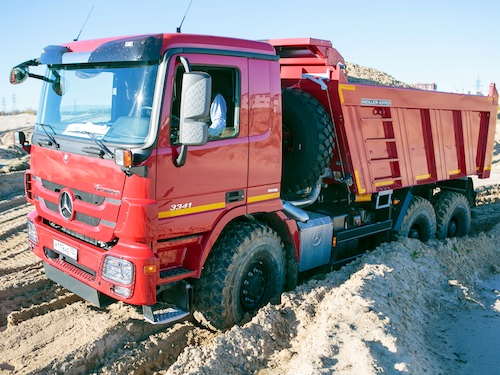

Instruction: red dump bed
[269,38,499,195]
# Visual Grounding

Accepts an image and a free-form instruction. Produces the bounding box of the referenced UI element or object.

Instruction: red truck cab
[14,33,288,326]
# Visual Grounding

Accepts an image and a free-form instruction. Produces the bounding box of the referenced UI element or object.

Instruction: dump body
[269,38,498,195]
[329,82,496,195]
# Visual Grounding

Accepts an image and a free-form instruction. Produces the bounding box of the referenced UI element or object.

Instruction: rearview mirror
[10,67,28,84]
[178,72,211,146]
[52,77,67,96]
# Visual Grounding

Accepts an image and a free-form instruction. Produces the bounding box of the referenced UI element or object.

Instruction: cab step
[159,267,196,280]
[142,280,192,325]
[143,304,190,324]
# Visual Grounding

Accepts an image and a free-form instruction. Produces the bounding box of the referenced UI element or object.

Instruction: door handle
[226,190,244,203]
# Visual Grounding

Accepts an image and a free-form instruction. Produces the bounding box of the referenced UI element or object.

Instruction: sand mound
[166,227,500,374]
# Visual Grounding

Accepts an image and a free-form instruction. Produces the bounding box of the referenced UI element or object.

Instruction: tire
[193,222,285,330]
[398,196,436,242]
[434,191,471,239]
[281,88,335,196]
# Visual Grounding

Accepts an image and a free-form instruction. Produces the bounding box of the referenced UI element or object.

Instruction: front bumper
[29,210,158,306]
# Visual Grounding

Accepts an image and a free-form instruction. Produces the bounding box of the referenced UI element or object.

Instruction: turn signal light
[114,149,133,167]
[143,265,157,274]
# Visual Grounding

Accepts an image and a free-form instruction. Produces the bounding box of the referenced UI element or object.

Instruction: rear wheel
[434,191,471,239]
[193,222,285,330]
[398,197,436,242]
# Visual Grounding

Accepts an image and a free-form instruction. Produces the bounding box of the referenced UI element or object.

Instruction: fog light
[102,256,134,285]
[112,285,132,298]
[27,219,38,244]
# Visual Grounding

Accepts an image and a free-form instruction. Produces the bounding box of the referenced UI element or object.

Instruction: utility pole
[2,96,6,113]
[12,93,17,112]
[475,75,482,95]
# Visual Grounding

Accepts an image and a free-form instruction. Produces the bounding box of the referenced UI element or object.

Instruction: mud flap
[392,190,413,232]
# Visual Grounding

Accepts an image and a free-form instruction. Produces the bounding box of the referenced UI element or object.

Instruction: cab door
[156,54,248,239]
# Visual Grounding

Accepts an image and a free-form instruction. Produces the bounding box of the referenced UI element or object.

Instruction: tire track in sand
[0,201,31,242]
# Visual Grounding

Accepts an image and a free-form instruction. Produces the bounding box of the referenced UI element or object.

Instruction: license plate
[53,239,78,260]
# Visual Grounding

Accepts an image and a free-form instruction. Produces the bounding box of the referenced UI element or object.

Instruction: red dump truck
[11,33,498,329]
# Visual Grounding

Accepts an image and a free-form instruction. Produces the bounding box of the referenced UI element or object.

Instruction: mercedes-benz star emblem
[59,191,74,220]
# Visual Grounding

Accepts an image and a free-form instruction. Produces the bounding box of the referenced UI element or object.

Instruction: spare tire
[281,88,335,197]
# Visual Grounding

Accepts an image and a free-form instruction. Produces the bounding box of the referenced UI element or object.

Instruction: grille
[42,179,106,205]
[44,200,100,227]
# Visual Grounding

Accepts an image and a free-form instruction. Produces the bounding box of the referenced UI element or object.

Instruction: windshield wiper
[35,123,59,149]
[80,131,114,158]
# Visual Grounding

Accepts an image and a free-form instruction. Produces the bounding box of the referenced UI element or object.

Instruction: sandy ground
[0,114,499,375]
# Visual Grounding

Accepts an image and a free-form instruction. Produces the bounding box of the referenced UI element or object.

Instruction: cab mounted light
[13,131,31,153]
[13,131,26,145]
[114,149,148,178]
[114,149,133,168]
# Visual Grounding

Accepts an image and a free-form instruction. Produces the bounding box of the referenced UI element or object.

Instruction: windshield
[37,63,158,145]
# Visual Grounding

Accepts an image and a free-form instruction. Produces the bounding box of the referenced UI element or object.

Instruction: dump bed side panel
[331,83,497,195]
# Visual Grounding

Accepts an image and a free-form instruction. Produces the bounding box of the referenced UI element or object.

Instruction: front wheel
[194,222,285,330]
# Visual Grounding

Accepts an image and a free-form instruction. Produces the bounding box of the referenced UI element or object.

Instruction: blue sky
[1,0,499,111]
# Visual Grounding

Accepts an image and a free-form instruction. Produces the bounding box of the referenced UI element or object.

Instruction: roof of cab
[40,33,277,65]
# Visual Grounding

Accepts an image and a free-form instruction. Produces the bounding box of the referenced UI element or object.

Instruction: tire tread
[194,221,284,330]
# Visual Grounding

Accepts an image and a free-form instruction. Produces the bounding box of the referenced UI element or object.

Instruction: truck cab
[13,34,289,327]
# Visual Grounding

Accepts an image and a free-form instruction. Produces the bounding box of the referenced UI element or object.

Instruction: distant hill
[346,62,413,88]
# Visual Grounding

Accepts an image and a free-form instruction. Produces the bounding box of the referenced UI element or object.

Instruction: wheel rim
[408,226,420,239]
[447,218,458,237]
[240,259,270,311]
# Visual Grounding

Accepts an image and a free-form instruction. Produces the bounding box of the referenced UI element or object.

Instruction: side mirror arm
[10,58,56,85]
[174,145,188,168]
[179,56,191,73]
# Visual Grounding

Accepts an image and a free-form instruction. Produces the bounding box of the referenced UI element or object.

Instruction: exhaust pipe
[281,201,310,222]
[288,183,321,208]
[281,182,322,222]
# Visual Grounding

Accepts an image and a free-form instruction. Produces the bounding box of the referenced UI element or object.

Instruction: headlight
[27,219,38,244]
[102,256,134,285]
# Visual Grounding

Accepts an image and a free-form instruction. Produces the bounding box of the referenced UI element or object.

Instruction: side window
[170,63,240,144]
